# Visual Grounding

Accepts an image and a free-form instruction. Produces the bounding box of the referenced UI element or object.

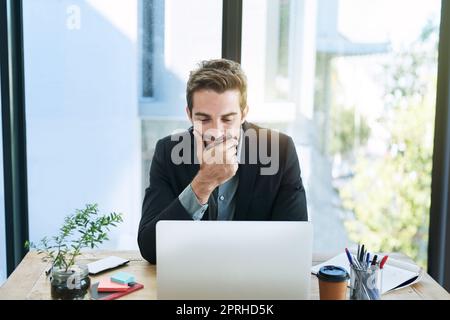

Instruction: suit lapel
[234,164,258,220]
[234,122,259,220]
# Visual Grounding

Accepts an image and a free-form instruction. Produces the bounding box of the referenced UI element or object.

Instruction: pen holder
[349,265,382,300]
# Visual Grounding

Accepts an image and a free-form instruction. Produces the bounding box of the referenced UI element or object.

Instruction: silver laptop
[156,220,313,300]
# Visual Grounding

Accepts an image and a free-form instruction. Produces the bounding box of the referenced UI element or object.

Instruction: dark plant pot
[50,264,91,300]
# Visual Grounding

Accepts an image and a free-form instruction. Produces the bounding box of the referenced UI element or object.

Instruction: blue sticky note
[110,271,135,285]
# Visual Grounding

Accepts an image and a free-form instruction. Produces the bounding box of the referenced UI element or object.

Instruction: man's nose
[204,127,225,142]
[212,120,226,133]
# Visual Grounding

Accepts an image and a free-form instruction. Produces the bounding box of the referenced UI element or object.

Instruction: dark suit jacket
[138,121,308,264]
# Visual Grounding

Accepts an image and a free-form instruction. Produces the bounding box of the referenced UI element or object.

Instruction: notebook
[311,252,423,294]
[90,281,144,300]
[97,278,130,292]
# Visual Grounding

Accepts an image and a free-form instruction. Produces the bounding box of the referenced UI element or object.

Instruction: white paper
[87,256,130,274]
[311,253,423,294]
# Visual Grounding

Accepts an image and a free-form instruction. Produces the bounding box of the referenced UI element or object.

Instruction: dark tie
[207,187,219,220]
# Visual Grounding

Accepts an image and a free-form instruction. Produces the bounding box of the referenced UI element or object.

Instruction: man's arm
[138,139,193,264]
[270,137,308,221]
[179,184,209,220]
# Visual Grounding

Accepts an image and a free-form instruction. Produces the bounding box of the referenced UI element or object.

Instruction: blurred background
[0,0,442,284]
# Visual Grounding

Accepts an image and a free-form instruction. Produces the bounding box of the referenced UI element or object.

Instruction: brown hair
[186,59,248,114]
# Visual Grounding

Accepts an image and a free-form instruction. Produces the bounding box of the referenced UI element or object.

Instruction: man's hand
[191,130,239,204]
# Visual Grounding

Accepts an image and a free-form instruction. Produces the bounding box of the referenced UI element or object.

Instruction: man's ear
[186,106,193,123]
[241,105,249,124]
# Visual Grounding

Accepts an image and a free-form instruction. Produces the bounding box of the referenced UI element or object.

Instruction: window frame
[0,0,30,276]
[428,0,450,291]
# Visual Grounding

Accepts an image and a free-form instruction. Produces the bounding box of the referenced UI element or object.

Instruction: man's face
[187,89,247,147]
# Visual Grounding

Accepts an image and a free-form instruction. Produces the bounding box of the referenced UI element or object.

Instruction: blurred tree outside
[330,104,371,157]
[338,20,438,268]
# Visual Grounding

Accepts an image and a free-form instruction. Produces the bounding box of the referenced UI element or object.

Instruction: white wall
[23,0,140,249]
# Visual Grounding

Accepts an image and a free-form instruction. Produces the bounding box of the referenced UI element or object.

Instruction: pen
[360,245,365,263]
[345,248,354,266]
[380,255,389,269]
[371,254,378,266]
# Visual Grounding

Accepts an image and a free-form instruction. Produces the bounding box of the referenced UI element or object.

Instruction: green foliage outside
[337,21,438,268]
[330,105,371,156]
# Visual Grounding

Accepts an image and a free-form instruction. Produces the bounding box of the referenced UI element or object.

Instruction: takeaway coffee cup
[317,265,350,300]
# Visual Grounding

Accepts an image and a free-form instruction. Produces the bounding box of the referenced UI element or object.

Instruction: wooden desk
[0,251,449,300]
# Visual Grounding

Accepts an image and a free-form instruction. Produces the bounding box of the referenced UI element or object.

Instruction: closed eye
[221,112,237,123]
[195,117,211,122]
[221,116,236,122]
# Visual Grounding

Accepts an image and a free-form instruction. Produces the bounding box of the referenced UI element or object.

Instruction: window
[139,0,222,196]
[23,0,142,251]
[16,0,442,273]
[242,0,441,267]
[21,0,222,263]
[265,0,292,101]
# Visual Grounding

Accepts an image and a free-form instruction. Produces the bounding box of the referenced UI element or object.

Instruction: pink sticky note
[97,278,130,292]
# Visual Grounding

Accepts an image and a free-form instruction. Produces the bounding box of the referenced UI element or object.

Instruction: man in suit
[138,59,308,264]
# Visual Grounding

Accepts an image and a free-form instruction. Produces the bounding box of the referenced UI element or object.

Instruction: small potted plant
[26,204,123,300]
